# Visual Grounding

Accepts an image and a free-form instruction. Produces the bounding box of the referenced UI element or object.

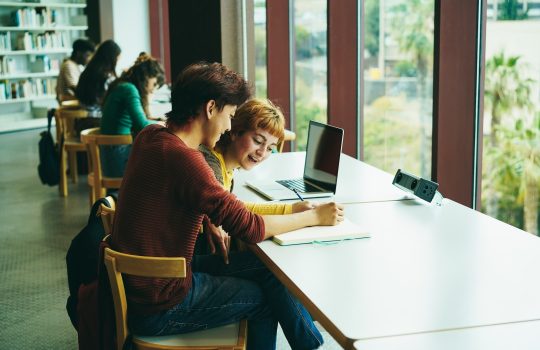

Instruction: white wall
[100,0,151,74]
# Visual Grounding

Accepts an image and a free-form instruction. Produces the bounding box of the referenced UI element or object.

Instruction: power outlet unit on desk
[392,169,439,203]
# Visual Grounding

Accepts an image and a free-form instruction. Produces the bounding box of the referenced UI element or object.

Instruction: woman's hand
[313,202,344,226]
[291,201,317,213]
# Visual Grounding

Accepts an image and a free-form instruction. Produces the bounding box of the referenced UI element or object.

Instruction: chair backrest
[99,196,116,235]
[81,128,133,193]
[278,129,296,152]
[104,248,187,350]
[55,106,89,143]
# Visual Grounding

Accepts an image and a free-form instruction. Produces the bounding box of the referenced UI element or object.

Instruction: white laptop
[246,121,344,201]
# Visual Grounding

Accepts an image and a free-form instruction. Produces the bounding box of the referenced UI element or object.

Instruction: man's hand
[204,220,230,264]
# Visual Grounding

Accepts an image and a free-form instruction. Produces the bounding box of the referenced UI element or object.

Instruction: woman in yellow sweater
[200,98,310,214]
[198,98,313,256]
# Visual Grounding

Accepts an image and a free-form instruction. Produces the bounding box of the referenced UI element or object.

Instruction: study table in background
[233,152,540,349]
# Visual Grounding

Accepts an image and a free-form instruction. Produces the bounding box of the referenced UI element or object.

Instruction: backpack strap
[47,108,56,134]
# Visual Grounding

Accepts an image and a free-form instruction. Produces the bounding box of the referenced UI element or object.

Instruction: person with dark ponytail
[75,39,121,117]
[111,61,343,349]
[99,52,165,177]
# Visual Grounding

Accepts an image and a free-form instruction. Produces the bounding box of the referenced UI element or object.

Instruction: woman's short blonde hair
[217,98,286,149]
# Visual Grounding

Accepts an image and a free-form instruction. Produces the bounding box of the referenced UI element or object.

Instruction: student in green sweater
[100,52,165,177]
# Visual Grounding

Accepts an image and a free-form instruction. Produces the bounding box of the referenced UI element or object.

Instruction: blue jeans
[129,251,323,350]
[100,144,131,178]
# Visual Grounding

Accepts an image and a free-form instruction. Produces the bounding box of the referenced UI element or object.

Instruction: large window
[254,0,267,98]
[362,0,434,178]
[481,0,540,234]
[293,0,327,150]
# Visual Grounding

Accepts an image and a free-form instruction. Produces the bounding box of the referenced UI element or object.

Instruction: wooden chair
[60,99,81,109]
[104,247,248,350]
[55,106,89,197]
[278,129,296,152]
[99,196,116,235]
[80,128,132,205]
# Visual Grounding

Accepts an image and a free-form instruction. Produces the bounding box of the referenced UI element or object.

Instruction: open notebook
[273,218,370,246]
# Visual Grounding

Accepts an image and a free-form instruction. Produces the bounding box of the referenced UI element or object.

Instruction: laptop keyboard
[277,179,320,193]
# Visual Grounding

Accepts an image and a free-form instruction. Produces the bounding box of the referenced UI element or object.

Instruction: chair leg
[69,151,78,184]
[89,186,96,207]
[59,147,68,197]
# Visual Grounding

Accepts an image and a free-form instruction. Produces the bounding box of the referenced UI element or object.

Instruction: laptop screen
[303,121,344,192]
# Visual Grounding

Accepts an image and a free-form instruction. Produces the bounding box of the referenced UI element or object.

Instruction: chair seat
[134,322,241,347]
[64,138,85,151]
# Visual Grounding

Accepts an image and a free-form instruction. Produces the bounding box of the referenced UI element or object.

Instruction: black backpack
[66,195,116,330]
[38,109,60,186]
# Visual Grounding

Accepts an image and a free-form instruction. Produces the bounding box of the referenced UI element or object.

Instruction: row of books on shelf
[0,31,70,51]
[18,31,69,50]
[0,55,61,75]
[0,78,57,101]
[11,8,60,27]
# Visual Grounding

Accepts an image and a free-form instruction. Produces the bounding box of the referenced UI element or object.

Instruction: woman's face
[146,77,159,94]
[230,128,279,170]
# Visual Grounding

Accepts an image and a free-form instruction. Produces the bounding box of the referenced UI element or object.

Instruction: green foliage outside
[365,0,380,58]
[393,60,417,77]
[363,96,429,175]
[483,52,539,234]
[295,102,326,151]
[497,0,529,20]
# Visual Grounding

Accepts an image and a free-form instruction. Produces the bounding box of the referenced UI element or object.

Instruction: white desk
[235,157,540,350]
[233,152,408,204]
[353,320,540,350]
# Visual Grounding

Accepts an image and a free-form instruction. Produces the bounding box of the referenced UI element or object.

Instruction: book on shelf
[0,32,12,51]
[0,57,17,75]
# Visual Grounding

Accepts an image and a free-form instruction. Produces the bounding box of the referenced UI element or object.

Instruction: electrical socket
[414,178,438,202]
[392,169,439,203]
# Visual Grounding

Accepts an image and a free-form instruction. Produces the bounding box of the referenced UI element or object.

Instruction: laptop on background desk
[246,121,344,201]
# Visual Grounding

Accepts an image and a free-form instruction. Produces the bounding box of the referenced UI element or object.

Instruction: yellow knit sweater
[200,145,293,215]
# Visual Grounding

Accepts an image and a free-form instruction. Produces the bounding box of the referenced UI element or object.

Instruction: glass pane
[293,0,328,150]
[362,0,434,178]
[481,0,540,235]
[254,0,267,98]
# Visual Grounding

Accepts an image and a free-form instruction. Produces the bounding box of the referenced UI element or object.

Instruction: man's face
[203,104,237,148]
[75,50,93,66]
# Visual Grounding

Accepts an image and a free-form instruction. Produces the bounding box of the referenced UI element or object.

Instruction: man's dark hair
[166,62,251,126]
[72,39,95,54]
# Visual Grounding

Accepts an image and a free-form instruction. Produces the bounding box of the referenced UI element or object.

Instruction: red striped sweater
[111,124,265,315]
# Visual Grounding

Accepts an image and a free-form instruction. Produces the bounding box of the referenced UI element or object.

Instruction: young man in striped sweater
[111,62,343,350]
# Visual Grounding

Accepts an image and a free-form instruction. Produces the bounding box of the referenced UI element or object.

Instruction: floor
[0,129,342,349]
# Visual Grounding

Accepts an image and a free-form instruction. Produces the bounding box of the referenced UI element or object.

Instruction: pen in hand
[292,188,305,201]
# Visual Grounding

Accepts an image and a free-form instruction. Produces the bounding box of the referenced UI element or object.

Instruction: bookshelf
[0,0,87,130]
